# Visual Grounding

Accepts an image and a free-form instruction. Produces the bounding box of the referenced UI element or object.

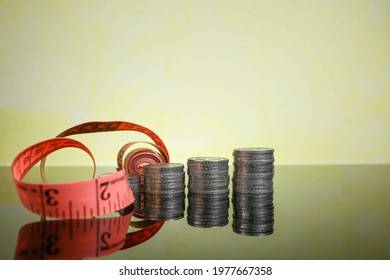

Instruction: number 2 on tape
[11,121,169,219]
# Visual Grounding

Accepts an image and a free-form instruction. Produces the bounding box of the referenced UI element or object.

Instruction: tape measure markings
[55,121,169,162]
[12,138,94,181]
[14,210,165,259]
[11,120,170,229]
[15,211,133,259]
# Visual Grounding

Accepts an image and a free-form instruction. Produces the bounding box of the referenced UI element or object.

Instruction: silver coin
[143,205,185,213]
[233,222,274,229]
[144,206,184,213]
[144,189,185,196]
[233,190,274,196]
[187,205,228,212]
[144,211,184,221]
[232,182,274,188]
[233,173,274,179]
[144,184,185,193]
[232,226,274,236]
[188,172,230,179]
[232,198,274,206]
[233,213,274,220]
[187,157,229,165]
[233,205,274,213]
[233,220,274,230]
[143,175,184,182]
[189,208,230,216]
[188,205,229,214]
[233,210,274,219]
[187,193,229,199]
[232,184,273,192]
[188,184,229,192]
[234,176,274,182]
[188,177,230,183]
[233,206,274,213]
[189,177,230,184]
[188,189,230,196]
[144,179,185,185]
[233,147,274,157]
[188,199,229,208]
[145,198,184,207]
[144,192,185,199]
[233,157,275,164]
[188,214,229,222]
[234,202,274,209]
[233,209,274,220]
[233,201,274,209]
[144,201,185,208]
[188,167,229,173]
[187,218,229,226]
[188,183,230,190]
[233,165,274,173]
[143,163,184,172]
[144,204,183,210]
[187,192,229,199]
[188,179,230,185]
[234,160,274,167]
[233,217,274,225]
[188,196,230,204]
[187,218,229,228]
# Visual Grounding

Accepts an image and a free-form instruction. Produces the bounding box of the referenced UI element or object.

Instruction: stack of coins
[127,173,141,210]
[232,148,275,236]
[143,163,185,221]
[187,157,230,228]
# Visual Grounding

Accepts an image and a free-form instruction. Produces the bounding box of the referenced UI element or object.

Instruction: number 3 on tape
[11,121,169,219]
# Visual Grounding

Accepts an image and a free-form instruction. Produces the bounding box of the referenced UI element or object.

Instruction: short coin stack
[127,173,141,210]
[232,148,275,236]
[187,157,230,228]
[143,163,185,221]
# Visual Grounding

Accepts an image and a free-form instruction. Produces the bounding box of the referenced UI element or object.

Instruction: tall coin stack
[232,148,275,236]
[187,157,230,228]
[143,163,185,221]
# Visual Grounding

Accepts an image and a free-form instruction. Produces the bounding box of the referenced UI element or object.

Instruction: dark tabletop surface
[1,164,389,260]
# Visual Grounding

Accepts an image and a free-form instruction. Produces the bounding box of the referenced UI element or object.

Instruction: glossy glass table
[1,165,389,260]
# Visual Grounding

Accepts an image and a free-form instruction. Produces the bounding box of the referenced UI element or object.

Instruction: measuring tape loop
[117,141,168,174]
[120,220,165,251]
[12,138,96,181]
[11,121,170,220]
[55,121,169,161]
[11,138,131,219]
[40,121,170,181]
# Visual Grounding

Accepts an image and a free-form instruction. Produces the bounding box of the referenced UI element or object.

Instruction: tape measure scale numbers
[11,121,170,259]
[11,137,130,219]
[11,121,170,220]
[14,207,165,260]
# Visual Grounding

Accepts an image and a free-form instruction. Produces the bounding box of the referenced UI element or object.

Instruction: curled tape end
[11,121,168,220]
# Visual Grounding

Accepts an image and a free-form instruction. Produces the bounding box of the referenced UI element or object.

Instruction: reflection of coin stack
[143,163,185,221]
[127,173,141,210]
[232,148,275,236]
[187,157,230,228]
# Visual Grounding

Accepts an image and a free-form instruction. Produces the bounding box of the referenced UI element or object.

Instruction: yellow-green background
[1,0,389,166]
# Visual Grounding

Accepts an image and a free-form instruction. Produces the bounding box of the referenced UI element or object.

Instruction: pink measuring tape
[11,121,170,219]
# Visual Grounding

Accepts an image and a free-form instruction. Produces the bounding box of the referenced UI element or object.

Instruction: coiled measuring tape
[14,207,165,260]
[11,121,170,219]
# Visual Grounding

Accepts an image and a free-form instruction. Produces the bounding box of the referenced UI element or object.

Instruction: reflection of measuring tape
[14,207,165,260]
[11,121,170,219]
[122,220,164,250]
